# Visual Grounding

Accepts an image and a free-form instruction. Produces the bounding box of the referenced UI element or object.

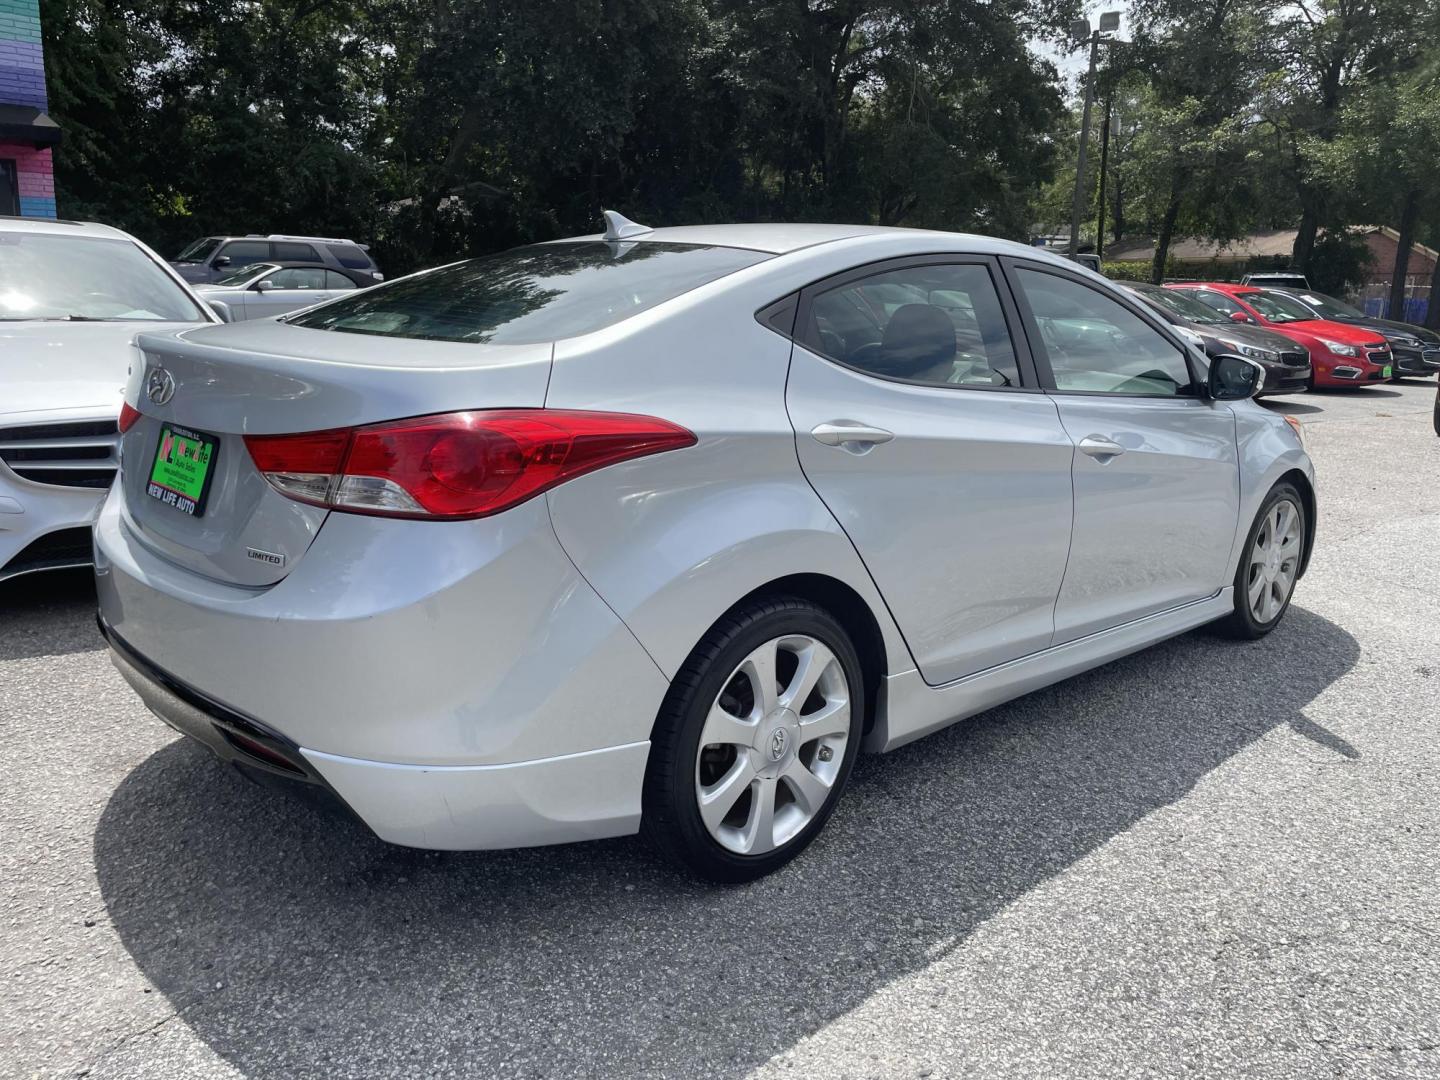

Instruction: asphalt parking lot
[3,381,1438,1080]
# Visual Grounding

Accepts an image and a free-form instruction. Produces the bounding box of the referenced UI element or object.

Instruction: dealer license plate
[146,423,218,517]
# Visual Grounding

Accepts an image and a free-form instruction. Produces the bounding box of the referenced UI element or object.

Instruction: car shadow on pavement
[0,570,101,661]
[93,605,1359,1078]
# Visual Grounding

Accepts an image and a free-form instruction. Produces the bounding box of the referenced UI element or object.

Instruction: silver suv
[170,233,382,284]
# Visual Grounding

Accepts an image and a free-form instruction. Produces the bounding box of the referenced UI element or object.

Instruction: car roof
[0,215,138,242]
[554,222,1057,261]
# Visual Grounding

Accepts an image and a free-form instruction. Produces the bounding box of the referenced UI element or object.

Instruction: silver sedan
[96,216,1314,881]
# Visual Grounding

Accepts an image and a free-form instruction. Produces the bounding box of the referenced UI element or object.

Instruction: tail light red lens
[244,409,696,520]
[118,402,141,433]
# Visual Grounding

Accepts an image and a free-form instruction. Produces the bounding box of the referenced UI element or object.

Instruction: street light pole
[1067,13,1120,259]
[1068,30,1101,258]
[1094,95,1113,260]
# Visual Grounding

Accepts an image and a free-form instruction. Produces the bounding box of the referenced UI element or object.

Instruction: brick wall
[0,0,56,218]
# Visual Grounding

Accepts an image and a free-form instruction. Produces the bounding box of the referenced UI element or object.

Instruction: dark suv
[171,234,382,285]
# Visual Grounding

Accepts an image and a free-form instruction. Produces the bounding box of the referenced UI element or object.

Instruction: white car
[192,261,372,321]
[0,217,214,584]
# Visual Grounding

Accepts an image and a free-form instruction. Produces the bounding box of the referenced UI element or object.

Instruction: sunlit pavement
[2,380,1437,1080]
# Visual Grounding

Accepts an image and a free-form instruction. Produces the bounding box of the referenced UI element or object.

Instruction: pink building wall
[1,139,54,211]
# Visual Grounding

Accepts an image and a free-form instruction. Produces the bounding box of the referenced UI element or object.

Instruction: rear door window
[218,241,269,266]
[804,262,1021,388]
[272,241,320,261]
[269,267,326,289]
[324,270,358,290]
[288,242,771,343]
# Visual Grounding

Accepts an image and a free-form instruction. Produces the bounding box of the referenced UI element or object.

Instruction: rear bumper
[94,482,671,849]
[103,617,358,817]
[105,615,649,849]
[95,489,668,766]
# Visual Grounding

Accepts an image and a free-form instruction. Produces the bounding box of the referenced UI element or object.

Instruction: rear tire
[1215,482,1306,640]
[641,597,865,883]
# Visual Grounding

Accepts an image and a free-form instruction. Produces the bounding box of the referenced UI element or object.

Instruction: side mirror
[253,279,275,293]
[1208,353,1265,400]
[212,255,231,268]
[1229,311,1252,324]
[205,299,233,323]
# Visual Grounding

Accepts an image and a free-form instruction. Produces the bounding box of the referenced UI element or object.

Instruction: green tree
[1260,0,1422,274]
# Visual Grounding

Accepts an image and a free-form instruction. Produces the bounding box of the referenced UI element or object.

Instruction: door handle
[1078,435,1125,460]
[811,421,895,450]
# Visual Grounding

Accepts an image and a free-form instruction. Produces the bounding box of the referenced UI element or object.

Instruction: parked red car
[1166,282,1392,389]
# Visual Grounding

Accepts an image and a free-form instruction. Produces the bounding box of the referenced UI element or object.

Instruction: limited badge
[245,547,285,567]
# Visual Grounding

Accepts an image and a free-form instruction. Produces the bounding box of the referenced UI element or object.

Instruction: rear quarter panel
[541,253,917,681]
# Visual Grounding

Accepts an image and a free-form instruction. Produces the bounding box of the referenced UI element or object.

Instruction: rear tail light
[118,402,141,433]
[244,409,696,519]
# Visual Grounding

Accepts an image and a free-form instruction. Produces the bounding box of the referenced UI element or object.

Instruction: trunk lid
[120,321,553,586]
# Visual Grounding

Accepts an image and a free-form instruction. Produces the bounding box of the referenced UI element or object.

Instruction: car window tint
[215,262,277,286]
[1183,289,1245,316]
[805,263,1020,388]
[176,237,220,261]
[1131,285,1225,324]
[287,242,770,344]
[324,270,358,290]
[220,241,269,265]
[269,268,326,289]
[1242,291,1311,322]
[325,243,375,270]
[273,242,319,261]
[1017,269,1194,397]
[1294,291,1362,318]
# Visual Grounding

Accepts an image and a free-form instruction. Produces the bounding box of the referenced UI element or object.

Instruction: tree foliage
[37,0,1440,309]
[40,0,1078,272]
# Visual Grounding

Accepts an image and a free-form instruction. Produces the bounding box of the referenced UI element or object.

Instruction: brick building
[0,0,58,218]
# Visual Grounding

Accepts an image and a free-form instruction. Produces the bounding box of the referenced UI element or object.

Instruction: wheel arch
[1277,467,1317,579]
[729,573,889,737]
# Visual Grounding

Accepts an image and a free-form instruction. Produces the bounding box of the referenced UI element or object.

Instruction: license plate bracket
[146,423,219,517]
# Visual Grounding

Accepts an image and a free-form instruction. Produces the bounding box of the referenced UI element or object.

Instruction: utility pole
[1094,96,1113,261]
[1067,13,1122,258]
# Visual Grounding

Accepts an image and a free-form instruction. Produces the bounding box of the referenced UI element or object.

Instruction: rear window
[273,241,320,261]
[325,243,376,270]
[288,242,771,344]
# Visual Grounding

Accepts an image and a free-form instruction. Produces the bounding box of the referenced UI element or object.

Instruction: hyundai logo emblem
[146,366,176,406]
[768,729,788,761]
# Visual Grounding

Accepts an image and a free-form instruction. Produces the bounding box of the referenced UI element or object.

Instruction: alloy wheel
[693,635,850,856]
[1246,497,1302,623]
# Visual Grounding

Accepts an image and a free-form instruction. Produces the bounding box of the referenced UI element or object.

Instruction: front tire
[641,597,865,883]
[1216,482,1306,639]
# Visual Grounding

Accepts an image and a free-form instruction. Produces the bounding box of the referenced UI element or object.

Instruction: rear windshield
[1130,284,1226,324]
[287,242,771,344]
[325,243,376,270]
